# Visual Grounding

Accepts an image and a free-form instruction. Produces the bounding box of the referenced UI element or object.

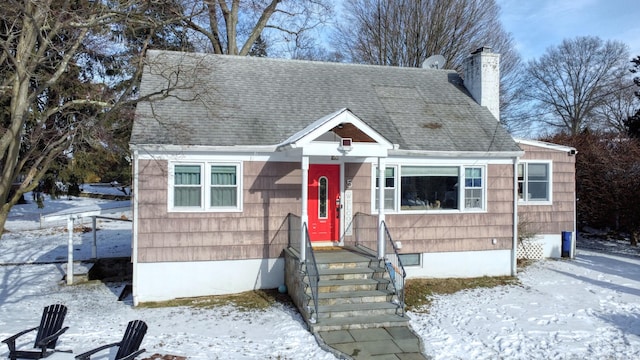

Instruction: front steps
[285,246,408,333]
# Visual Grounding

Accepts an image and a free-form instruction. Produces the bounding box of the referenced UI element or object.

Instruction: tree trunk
[631,230,639,247]
[0,204,11,234]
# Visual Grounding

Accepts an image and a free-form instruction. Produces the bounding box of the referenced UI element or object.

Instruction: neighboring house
[130,47,576,304]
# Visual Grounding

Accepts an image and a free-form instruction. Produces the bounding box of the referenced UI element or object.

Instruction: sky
[497,0,640,61]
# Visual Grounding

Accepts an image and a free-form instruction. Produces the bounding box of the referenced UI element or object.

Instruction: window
[210,165,238,207]
[399,253,420,266]
[464,167,483,209]
[318,176,328,218]
[174,165,202,207]
[401,166,459,210]
[170,162,242,211]
[518,162,551,203]
[374,167,396,210]
[373,164,486,212]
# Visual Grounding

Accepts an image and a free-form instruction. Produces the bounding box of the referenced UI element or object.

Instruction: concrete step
[318,267,376,281]
[314,249,376,271]
[310,314,411,332]
[316,278,390,293]
[316,289,394,306]
[317,301,400,319]
[315,260,372,271]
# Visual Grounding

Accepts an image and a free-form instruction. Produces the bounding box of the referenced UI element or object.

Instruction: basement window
[398,253,420,267]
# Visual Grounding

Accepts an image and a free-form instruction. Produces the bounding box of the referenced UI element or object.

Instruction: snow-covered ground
[1,192,639,359]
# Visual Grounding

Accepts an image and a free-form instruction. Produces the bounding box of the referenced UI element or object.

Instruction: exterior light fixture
[339,138,352,152]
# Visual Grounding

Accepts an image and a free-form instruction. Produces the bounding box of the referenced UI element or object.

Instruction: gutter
[130,144,525,159]
[390,149,525,159]
[129,144,279,154]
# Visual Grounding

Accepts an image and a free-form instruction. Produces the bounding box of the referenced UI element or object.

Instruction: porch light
[339,138,352,153]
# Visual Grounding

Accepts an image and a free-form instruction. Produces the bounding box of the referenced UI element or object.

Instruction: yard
[1,194,639,359]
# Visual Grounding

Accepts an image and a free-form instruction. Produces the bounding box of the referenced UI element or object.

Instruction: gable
[277,108,393,157]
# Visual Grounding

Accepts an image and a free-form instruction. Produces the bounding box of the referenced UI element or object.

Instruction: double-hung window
[518,162,551,204]
[174,165,202,207]
[210,165,238,208]
[374,166,397,210]
[170,162,242,212]
[464,167,483,209]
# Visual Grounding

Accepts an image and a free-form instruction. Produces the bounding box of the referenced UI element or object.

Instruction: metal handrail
[381,220,406,317]
[302,222,320,323]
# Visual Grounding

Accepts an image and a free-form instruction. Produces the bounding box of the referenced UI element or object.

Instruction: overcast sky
[497,0,640,62]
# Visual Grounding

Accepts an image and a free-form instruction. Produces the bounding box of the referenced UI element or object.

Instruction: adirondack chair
[75,320,147,360]
[2,304,69,360]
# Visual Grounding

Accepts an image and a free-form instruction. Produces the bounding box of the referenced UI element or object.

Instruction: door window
[319,176,328,219]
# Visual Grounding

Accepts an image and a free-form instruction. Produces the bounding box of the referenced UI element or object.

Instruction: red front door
[308,164,340,242]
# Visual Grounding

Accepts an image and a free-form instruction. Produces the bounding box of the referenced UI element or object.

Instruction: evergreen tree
[626,56,640,138]
[249,35,268,57]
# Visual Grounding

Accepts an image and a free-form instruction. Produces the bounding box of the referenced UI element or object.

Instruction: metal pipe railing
[382,220,406,317]
[302,222,320,323]
[352,213,406,316]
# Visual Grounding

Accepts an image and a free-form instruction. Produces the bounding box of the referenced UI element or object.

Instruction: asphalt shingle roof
[131,50,520,153]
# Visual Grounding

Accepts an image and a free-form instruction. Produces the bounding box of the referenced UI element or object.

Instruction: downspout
[300,156,309,263]
[377,157,386,259]
[572,158,577,259]
[132,148,140,306]
[339,157,345,246]
[511,156,519,276]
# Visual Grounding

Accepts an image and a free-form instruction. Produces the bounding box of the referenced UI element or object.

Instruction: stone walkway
[317,326,430,359]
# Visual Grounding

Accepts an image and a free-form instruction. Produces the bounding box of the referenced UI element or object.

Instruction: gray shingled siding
[132,50,520,153]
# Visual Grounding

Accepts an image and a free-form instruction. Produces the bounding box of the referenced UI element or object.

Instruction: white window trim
[371,165,399,212]
[168,161,243,212]
[371,164,487,214]
[518,160,553,206]
[462,166,487,212]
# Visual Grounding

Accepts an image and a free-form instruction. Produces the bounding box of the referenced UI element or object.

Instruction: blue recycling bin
[561,231,572,258]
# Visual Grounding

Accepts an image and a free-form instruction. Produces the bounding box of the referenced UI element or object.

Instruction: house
[129,47,576,305]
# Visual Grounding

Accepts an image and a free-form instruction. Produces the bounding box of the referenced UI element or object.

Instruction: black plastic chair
[2,304,70,360]
[75,320,147,360]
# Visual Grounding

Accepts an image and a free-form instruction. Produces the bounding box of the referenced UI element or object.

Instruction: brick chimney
[463,47,500,121]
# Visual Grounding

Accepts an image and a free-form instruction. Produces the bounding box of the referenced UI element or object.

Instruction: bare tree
[595,75,639,133]
[0,0,189,233]
[332,0,522,128]
[522,36,630,135]
[178,0,333,57]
